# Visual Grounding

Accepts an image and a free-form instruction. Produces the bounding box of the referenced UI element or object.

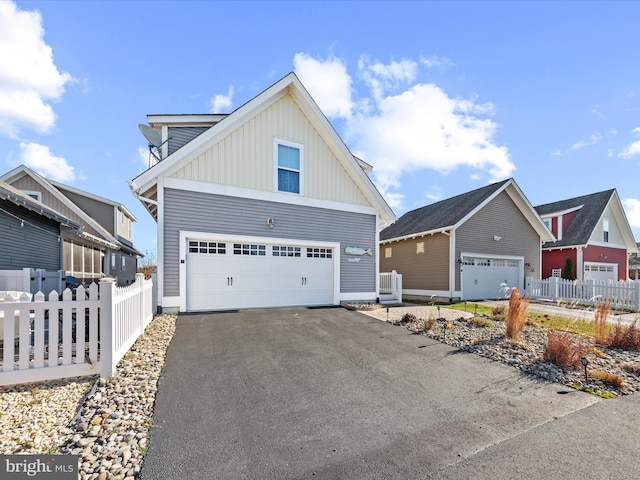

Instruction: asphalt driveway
[141,307,639,479]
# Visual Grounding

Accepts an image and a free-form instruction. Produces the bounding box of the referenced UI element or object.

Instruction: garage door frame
[460,251,524,301]
[178,230,340,311]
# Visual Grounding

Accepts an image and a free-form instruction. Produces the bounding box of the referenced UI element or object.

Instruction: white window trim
[23,190,42,201]
[273,138,303,196]
[603,217,610,243]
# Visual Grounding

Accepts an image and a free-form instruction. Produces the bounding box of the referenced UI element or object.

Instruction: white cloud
[571,134,601,150]
[293,53,354,119]
[0,1,75,137]
[619,141,640,159]
[622,198,640,228]
[358,56,417,101]
[420,55,455,69]
[294,54,514,211]
[424,185,443,202]
[18,142,75,182]
[210,85,234,113]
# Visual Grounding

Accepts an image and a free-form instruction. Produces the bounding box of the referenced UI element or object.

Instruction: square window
[277,142,301,194]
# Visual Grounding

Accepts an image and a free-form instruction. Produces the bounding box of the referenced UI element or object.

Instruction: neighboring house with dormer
[379,179,554,301]
[130,72,395,313]
[534,189,637,281]
[0,165,142,286]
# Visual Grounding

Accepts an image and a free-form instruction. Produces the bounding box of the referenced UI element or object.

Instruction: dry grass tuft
[608,320,640,351]
[593,299,611,346]
[491,304,507,321]
[506,288,529,340]
[590,370,626,389]
[469,316,495,328]
[589,346,606,358]
[621,362,640,375]
[543,330,589,370]
[422,318,437,331]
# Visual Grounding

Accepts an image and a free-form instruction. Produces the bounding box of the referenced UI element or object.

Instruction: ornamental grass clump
[590,370,626,389]
[593,299,611,346]
[608,320,640,351]
[506,288,529,340]
[543,330,589,370]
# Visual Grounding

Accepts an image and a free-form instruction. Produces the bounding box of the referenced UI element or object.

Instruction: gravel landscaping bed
[361,305,640,398]
[0,313,176,480]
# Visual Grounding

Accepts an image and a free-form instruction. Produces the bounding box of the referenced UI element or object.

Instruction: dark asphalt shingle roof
[534,189,615,248]
[380,179,511,241]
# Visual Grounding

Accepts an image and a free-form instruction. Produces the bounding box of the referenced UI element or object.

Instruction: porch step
[379,294,400,304]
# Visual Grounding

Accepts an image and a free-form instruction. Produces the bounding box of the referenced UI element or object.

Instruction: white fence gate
[379,270,403,303]
[0,273,153,386]
[525,276,640,311]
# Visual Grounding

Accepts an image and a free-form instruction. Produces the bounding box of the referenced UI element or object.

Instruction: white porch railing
[379,270,403,303]
[0,273,153,386]
[525,276,640,311]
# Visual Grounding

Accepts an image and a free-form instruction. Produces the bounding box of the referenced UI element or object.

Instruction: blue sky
[2,0,640,259]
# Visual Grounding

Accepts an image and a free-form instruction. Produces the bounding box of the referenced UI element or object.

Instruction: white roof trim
[131,73,396,227]
[539,204,583,218]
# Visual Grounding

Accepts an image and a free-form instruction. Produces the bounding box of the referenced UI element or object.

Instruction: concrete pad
[141,307,600,479]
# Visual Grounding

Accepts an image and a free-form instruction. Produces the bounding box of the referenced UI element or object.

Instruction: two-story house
[534,189,637,281]
[130,72,395,313]
[0,165,142,286]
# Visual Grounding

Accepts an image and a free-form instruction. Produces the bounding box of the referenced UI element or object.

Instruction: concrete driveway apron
[140,307,620,480]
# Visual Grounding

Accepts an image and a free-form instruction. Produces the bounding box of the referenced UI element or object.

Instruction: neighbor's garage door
[461,256,521,300]
[584,263,617,281]
[186,240,335,311]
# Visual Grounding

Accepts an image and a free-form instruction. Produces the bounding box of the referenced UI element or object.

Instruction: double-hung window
[603,218,609,243]
[276,140,302,194]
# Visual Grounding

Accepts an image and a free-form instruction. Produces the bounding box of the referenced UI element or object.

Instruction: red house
[535,189,637,281]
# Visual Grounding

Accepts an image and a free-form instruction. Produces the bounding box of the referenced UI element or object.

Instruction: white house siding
[168,93,371,209]
[455,190,541,291]
[590,204,625,246]
[163,188,377,297]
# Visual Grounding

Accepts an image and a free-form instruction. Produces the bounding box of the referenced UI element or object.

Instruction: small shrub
[621,362,640,375]
[590,370,626,389]
[506,288,529,340]
[593,299,611,346]
[401,313,417,324]
[469,316,495,328]
[608,320,640,351]
[422,318,436,330]
[543,330,588,370]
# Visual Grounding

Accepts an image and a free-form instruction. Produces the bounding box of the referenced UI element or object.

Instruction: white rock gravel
[0,313,176,480]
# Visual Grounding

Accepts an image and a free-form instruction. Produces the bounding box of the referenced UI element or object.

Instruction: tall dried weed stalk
[506,288,529,340]
[593,299,611,346]
[608,320,640,351]
[543,330,588,370]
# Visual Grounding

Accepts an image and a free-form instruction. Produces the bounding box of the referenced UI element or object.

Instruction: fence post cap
[99,277,116,284]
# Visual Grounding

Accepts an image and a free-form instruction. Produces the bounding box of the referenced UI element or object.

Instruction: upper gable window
[275,140,302,194]
[603,218,609,242]
[24,190,42,202]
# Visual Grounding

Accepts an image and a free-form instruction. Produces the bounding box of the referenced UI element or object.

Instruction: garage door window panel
[234,244,266,256]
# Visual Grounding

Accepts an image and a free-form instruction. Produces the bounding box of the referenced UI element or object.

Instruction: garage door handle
[227,277,233,286]
[301,277,307,285]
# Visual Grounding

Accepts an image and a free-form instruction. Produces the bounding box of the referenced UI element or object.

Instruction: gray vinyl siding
[455,191,541,290]
[380,234,449,290]
[0,202,61,270]
[58,189,114,234]
[163,188,376,296]
[168,127,209,156]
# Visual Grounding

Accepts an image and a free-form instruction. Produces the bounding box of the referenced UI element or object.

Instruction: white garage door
[584,263,617,281]
[461,256,522,300]
[186,240,335,311]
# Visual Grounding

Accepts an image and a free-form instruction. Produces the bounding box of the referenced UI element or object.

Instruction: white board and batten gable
[131,72,395,313]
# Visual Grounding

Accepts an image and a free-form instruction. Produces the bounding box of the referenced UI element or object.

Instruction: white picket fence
[0,273,153,386]
[525,276,640,311]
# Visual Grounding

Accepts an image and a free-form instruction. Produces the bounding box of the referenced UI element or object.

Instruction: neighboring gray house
[380,179,554,301]
[0,166,142,286]
[130,72,395,312]
[0,181,82,272]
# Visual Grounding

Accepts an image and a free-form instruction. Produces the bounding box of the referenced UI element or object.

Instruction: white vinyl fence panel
[0,273,153,386]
